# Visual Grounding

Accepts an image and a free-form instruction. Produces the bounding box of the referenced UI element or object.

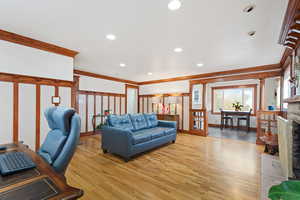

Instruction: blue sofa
[101,113,177,161]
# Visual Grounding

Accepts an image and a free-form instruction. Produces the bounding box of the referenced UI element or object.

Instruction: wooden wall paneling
[71,75,80,110]
[0,82,13,144]
[259,79,265,110]
[142,97,145,113]
[87,95,94,132]
[19,84,36,150]
[59,87,72,107]
[0,29,78,57]
[40,85,55,144]
[146,97,149,113]
[13,82,19,143]
[94,95,96,131]
[114,96,116,114]
[119,96,122,115]
[54,86,59,106]
[35,84,41,151]
[108,96,110,113]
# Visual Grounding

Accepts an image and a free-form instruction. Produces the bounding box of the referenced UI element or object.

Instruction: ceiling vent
[243,4,255,13]
[248,31,256,37]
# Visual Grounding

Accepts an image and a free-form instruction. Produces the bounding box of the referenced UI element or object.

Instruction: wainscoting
[0,72,73,151]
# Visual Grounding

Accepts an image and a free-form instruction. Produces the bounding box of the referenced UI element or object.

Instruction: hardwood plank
[66,134,263,200]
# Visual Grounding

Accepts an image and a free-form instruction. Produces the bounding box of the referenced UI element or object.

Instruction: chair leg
[225,119,228,128]
[231,118,233,129]
[237,119,240,130]
[247,119,250,132]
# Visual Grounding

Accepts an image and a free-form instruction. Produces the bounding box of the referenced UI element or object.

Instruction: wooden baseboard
[208,124,257,132]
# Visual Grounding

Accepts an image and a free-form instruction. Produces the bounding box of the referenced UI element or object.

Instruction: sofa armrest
[158,120,177,128]
[101,127,133,155]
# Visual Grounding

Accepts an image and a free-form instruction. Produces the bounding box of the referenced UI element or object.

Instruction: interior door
[189,82,208,136]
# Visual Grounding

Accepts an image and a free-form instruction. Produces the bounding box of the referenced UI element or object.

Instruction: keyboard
[0,152,36,176]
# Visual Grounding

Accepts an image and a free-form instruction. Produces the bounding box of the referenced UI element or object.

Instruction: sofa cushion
[134,127,166,140]
[144,113,158,128]
[163,127,176,135]
[132,132,152,145]
[107,114,134,130]
[129,114,148,131]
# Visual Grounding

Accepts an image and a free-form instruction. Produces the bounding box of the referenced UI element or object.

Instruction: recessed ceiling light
[243,4,255,13]
[147,72,153,75]
[106,34,116,40]
[174,48,183,52]
[120,63,126,67]
[197,63,204,67]
[168,0,182,11]
[248,31,256,37]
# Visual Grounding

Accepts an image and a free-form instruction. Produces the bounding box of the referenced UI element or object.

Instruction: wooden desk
[0,143,83,200]
[157,114,180,130]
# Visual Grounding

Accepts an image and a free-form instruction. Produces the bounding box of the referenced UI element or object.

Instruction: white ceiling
[1,0,288,82]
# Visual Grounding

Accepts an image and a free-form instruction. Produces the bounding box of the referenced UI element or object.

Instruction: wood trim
[0,72,74,87]
[278,0,300,44]
[211,84,258,115]
[202,83,206,109]
[142,97,144,113]
[108,96,110,112]
[54,86,59,106]
[35,84,41,152]
[101,95,103,124]
[0,29,78,57]
[190,70,281,84]
[138,64,280,85]
[114,96,116,114]
[139,93,190,98]
[71,75,80,110]
[281,49,293,71]
[74,70,139,85]
[147,97,149,113]
[13,82,19,143]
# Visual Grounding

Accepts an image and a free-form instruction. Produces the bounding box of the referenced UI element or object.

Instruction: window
[212,85,257,114]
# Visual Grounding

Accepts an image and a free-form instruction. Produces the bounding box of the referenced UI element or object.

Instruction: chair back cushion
[39,107,80,174]
[144,113,158,128]
[107,114,134,131]
[129,114,148,131]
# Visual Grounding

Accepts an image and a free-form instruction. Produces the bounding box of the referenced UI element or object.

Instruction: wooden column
[202,83,206,109]
[13,82,19,143]
[259,78,265,110]
[71,75,80,111]
[35,84,41,151]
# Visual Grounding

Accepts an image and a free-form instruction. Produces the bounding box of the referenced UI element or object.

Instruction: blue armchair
[38,107,81,174]
[102,113,177,161]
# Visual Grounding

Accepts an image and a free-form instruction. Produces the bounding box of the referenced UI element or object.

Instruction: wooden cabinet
[157,114,180,130]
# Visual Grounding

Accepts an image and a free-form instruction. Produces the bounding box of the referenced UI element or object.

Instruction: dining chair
[237,109,252,132]
[220,108,233,129]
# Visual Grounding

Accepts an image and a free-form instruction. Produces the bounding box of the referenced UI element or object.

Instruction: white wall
[0,40,73,81]
[139,80,189,95]
[79,75,126,93]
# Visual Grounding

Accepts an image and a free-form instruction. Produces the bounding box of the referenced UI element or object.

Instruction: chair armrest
[158,120,177,128]
[101,127,133,155]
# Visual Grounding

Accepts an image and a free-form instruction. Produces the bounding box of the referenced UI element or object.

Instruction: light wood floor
[66,133,264,200]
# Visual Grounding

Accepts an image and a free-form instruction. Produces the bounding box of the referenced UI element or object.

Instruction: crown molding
[138,64,280,85]
[0,29,78,57]
[74,69,139,85]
